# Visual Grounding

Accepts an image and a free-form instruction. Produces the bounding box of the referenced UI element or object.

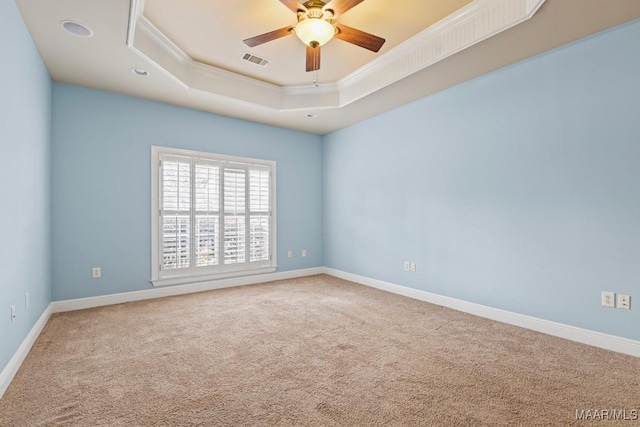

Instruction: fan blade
[324,0,365,15]
[243,26,294,47]
[280,0,306,14]
[334,24,385,52]
[306,45,321,72]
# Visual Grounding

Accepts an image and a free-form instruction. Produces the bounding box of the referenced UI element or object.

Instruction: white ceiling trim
[127,0,545,112]
[337,0,546,105]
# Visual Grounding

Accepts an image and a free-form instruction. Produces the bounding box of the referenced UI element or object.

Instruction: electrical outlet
[302,250,307,257]
[404,261,410,271]
[617,294,630,310]
[601,291,615,308]
[287,251,292,258]
[410,263,416,272]
[25,292,29,309]
[92,267,101,278]
[11,305,16,323]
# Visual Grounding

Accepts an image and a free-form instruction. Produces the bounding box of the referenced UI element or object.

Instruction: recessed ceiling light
[131,67,150,77]
[306,113,317,118]
[61,20,93,37]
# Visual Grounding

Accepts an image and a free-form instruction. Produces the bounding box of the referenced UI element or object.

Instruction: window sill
[151,266,277,288]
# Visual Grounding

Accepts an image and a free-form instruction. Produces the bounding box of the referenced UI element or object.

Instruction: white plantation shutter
[195,162,219,267]
[153,147,275,286]
[249,168,270,262]
[223,167,246,264]
[161,157,191,271]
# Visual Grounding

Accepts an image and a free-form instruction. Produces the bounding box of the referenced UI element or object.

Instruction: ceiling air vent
[241,52,270,67]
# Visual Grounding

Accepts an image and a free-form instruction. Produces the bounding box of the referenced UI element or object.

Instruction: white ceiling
[14,0,640,134]
[143,0,473,86]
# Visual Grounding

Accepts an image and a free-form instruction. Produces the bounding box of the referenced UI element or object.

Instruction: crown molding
[127,0,546,112]
[336,0,546,105]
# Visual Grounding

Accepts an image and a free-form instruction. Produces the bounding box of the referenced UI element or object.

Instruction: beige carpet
[1,275,638,426]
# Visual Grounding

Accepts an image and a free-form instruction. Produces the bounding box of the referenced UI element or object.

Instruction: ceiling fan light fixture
[242,0,386,72]
[295,18,335,47]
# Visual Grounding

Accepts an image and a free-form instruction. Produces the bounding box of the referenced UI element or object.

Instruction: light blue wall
[323,20,640,341]
[51,84,323,300]
[5,0,639,372]
[0,0,52,372]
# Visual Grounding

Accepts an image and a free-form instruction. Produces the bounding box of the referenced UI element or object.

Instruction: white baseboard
[323,267,640,358]
[51,267,324,313]
[0,303,52,399]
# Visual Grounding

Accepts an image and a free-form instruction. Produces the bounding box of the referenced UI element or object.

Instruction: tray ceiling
[142,0,474,86]
[14,0,640,134]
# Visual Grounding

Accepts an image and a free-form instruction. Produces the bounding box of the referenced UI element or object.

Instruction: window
[151,146,276,286]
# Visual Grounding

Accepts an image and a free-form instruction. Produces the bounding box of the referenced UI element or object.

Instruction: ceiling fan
[243,0,386,73]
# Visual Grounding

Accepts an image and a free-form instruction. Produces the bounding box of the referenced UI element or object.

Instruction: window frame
[151,146,277,287]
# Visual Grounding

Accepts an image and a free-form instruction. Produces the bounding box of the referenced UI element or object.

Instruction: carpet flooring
[1,274,638,426]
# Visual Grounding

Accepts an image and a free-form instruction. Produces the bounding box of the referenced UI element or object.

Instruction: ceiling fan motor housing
[302,0,329,10]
